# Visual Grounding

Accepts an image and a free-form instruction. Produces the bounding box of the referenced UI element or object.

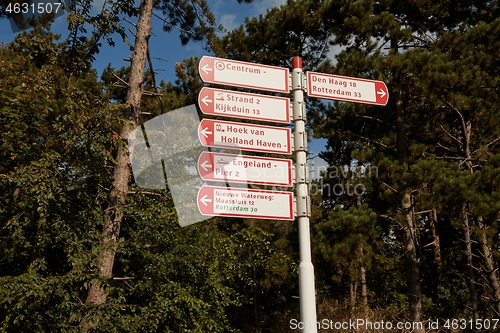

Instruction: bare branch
[354,112,397,129]
[152,12,192,34]
[142,91,163,97]
[123,17,137,27]
[436,142,457,153]
[415,209,433,215]
[351,133,389,149]
[112,72,129,87]
[438,124,462,146]
[146,39,165,113]
[381,182,398,193]
[471,136,500,156]
[128,191,163,197]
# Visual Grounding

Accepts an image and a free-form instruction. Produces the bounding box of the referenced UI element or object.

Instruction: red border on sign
[196,185,294,220]
[198,87,291,124]
[306,71,389,106]
[199,56,290,93]
[197,151,293,187]
[197,119,292,155]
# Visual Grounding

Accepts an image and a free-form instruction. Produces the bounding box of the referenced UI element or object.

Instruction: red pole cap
[292,56,302,69]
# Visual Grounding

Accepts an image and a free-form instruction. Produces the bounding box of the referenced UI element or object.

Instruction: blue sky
[0,0,329,176]
[1,0,289,81]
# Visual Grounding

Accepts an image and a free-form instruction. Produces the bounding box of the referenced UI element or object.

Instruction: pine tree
[309,0,500,324]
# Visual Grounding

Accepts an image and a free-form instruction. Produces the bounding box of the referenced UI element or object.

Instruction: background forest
[1,0,500,332]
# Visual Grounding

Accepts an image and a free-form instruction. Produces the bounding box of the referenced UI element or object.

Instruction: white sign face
[197,185,294,220]
[197,119,292,155]
[198,87,291,124]
[306,71,389,106]
[197,152,293,187]
[198,56,290,93]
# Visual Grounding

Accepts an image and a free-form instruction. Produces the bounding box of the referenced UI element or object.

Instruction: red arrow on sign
[198,56,290,93]
[197,151,293,187]
[306,71,389,106]
[198,87,291,124]
[197,119,292,155]
[196,185,294,220]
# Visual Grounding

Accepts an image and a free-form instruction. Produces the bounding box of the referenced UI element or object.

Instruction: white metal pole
[292,56,317,333]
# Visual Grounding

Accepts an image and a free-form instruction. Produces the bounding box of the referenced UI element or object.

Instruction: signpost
[197,151,293,187]
[292,57,317,333]
[198,56,290,93]
[197,185,294,220]
[197,118,292,155]
[127,54,392,333]
[306,71,389,106]
[198,87,291,124]
[193,55,389,333]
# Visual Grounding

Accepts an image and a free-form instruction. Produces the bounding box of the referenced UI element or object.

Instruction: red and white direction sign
[197,119,292,155]
[197,151,293,187]
[197,185,294,220]
[198,56,290,93]
[198,87,290,124]
[306,71,389,106]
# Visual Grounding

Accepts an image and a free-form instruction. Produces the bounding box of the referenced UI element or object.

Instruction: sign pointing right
[306,71,389,106]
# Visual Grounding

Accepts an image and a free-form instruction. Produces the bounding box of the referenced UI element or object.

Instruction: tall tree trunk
[462,204,480,320]
[477,217,500,316]
[458,112,500,316]
[393,45,423,329]
[429,208,441,270]
[358,245,368,319]
[83,0,153,326]
[349,280,358,316]
[401,192,422,328]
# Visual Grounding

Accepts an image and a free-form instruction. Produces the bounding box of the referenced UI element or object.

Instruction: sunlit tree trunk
[349,281,358,316]
[462,204,480,320]
[358,244,368,319]
[83,0,153,329]
[402,193,422,328]
[478,217,500,316]
[429,208,441,270]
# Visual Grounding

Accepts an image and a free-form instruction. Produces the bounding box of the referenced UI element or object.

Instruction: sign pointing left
[197,119,292,155]
[197,151,293,187]
[198,56,290,93]
[197,185,294,220]
[198,87,291,124]
[199,194,212,206]
[201,63,213,75]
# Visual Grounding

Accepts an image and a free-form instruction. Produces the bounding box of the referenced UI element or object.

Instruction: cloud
[327,44,344,65]
[251,0,287,16]
[89,0,106,15]
[219,14,239,31]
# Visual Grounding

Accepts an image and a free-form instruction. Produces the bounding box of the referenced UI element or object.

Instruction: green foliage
[0,29,117,332]
[1,14,300,331]
[213,0,333,69]
[307,0,500,322]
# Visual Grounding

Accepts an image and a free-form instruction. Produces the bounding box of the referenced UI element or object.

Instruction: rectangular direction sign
[198,87,291,124]
[197,151,293,187]
[197,185,294,220]
[198,56,290,93]
[197,119,292,155]
[306,71,389,106]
